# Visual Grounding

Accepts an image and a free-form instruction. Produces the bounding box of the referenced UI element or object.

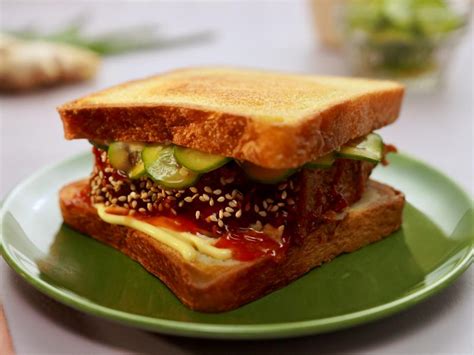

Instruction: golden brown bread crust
[57,68,404,168]
[59,179,404,312]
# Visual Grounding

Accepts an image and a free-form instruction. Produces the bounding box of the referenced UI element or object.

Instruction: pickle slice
[108,142,145,178]
[338,133,383,163]
[142,145,199,189]
[241,162,296,184]
[174,146,230,173]
[305,153,336,169]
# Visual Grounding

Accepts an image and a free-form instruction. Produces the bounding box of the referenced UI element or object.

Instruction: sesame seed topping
[281,191,287,199]
[254,204,260,213]
[147,203,153,211]
[195,211,201,219]
[218,220,224,228]
[213,189,222,195]
[131,201,137,209]
[184,196,193,203]
[223,212,231,218]
[229,200,238,208]
[236,209,242,218]
[138,208,146,213]
[218,210,224,219]
[204,186,212,193]
[225,207,234,213]
[287,198,295,205]
[258,211,267,217]
[209,198,215,206]
[225,193,232,200]
[217,196,225,203]
[210,214,218,222]
[189,186,198,193]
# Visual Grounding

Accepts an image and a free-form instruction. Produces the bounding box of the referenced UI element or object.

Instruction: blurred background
[0,1,473,354]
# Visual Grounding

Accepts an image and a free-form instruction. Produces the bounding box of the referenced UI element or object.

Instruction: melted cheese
[95,204,232,261]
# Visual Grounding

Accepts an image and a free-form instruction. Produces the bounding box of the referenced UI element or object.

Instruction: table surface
[1,1,473,354]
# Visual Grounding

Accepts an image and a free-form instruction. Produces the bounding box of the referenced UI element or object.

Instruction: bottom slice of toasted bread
[59,180,404,312]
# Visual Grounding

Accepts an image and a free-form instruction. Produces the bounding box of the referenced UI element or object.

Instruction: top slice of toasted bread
[58,67,404,168]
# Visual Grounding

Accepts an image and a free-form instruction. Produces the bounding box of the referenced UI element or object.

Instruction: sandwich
[57,67,405,312]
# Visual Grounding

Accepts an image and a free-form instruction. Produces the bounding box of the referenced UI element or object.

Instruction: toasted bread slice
[58,68,404,168]
[59,179,404,312]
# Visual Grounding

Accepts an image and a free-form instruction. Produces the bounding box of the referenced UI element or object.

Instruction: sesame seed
[236,209,242,218]
[259,211,267,217]
[217,196,225,203]
[195,211,201,219]
[278,183,287,191]
[138,208,146,213]
[271,205,279,212]
[262,200,268,209]
[232,189,239,197]
[178,201,184,207]
[287,198,295,205]
[225,193,233,200]
[218,220,224,228]
[111,198,118,204]
[210,214,218,222]
[147,203,153,211]
[278,202,285,207]
[278,225,285,232]
[225,207,234,213]
[184,196,193,203]
[204,186,212,193]
[219,210,224,219]
[213,189,222,195]
[130,184,136,191]
[189,187,198,193]
[209,198,215,206]
[281,191,287,199]
[229,200,238,208]
[131,201,137,209]
[254,205,260,213]
[167,196,176,201]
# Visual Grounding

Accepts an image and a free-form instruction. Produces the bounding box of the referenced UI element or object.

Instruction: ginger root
[0,33,100,91]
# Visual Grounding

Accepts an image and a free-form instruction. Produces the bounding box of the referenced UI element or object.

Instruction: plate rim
[1,152,473,339]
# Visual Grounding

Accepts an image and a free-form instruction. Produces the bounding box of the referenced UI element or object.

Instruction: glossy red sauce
[215,230,288,261]
[104,203,287,262]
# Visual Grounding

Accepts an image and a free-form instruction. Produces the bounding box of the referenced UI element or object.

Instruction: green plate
[1,152,472,339]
